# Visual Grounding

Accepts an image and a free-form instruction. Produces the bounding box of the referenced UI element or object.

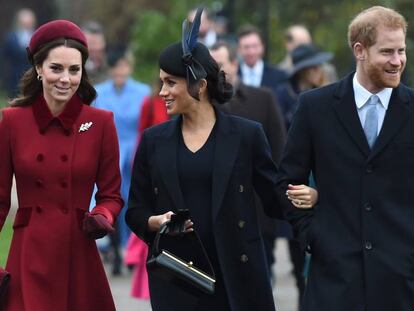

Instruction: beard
[365,61,404,90]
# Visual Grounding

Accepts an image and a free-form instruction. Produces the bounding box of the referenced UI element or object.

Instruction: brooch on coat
[79,122,93,132]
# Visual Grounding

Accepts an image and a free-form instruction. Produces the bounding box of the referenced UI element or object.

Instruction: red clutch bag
[0,267,10,306]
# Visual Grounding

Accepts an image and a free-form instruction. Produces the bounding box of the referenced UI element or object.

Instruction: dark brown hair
[10,38,97,106]
[236,25,264,44]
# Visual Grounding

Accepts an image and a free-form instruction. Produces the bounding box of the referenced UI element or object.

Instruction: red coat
[137,95,168,135]
[0,94,123,311]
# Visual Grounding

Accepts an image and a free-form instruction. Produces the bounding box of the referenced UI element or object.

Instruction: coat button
[154,187,159,195]
[240,254,248,263]
[364,241,373,250]
[64,129,71,136]
[366,166,373,173]
[61,207,68,214]
[239,185,244,193]
[36,153,44,162]
[36,205,42,213]
[35,179,44,187]
[61,181,68,188]
[61,155,68,162]
[238,220,245,229]
[364,203,372,211]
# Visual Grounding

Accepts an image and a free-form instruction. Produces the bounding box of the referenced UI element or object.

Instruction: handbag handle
[150,221,216,279]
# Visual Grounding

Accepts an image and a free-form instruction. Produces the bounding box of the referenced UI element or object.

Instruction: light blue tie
[364,95,379,148]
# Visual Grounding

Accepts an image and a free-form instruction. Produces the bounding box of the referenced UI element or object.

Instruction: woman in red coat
[0,20,123,311]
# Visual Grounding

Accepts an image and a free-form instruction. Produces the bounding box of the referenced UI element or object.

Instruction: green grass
[0,220,12,267]
[0,89,8,109]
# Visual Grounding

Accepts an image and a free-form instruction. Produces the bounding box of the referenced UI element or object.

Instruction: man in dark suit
[210,41,286,279]
[237,25,287,96]
[2,8,36,97]
[279,6,414,311]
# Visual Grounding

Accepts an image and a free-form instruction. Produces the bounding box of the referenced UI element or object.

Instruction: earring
[37,74,42,81]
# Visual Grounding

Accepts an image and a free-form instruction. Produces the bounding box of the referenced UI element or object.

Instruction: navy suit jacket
[126,109,283,310]
[277,73,414,311]
[238,62,287,96]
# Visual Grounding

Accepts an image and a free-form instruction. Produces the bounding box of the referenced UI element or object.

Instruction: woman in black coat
[125,8,317,311]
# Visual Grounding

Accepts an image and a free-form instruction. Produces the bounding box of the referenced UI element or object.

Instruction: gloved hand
[82,212,115,240]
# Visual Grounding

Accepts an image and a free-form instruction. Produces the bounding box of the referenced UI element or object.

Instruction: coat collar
[33,93,84,134]
[333,72,411,159]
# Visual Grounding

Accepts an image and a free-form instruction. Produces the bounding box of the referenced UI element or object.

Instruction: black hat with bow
[289,43,333,78]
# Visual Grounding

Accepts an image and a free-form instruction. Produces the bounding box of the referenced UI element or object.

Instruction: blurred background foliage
[0,0,413,87]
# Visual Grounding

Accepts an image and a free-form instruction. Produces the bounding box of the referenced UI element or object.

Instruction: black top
[177,124,218,270]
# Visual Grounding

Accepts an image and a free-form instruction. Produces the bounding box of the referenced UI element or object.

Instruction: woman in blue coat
[126,8,317,311]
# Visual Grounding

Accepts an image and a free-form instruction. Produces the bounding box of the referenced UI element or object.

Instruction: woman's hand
[286,184,318,209]
[147,211,194,232]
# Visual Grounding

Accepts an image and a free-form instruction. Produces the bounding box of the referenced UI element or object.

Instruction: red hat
[27,19,87,62]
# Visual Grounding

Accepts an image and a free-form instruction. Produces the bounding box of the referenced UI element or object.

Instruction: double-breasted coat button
[61,181,68,188]
[366,166,373,173]
[239,185,244,193]
[36,153,44,162]
[36,205,42,213]
[154,187,159,195]
[240,254,249,263]
[238,220,246,229]
[64,129,71,136]
[35,179,43,187]
[364,203,372,211]
[61,155,68,162]
[364,241,373,250]
[61,207,68,214]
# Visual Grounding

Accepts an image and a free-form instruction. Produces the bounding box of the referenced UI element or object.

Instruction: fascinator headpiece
[159,7,216,100]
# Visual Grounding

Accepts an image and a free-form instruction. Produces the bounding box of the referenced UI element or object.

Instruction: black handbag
[0,267,10,307]
[147,222,216,294]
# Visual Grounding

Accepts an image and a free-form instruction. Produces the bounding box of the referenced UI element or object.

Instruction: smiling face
[159,69,195,116]
[356,26,406,93]
[36,45,82,109]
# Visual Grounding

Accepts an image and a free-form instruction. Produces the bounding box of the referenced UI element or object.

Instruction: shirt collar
[33,93,84,134]
[241,59,264,76]
[353,73,392,110]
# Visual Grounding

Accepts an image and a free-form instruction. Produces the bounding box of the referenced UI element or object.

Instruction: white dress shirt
[241,60,264,87]
[353,74,392,135]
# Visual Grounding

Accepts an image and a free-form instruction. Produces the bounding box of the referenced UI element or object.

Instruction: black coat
[277,73,414,311]
[126,109,283,311]
[220,83,286,237]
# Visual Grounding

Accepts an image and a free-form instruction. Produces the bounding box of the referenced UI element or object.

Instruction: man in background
[2,8,36,97]
[210,41,286,281]
[237,25,287,96]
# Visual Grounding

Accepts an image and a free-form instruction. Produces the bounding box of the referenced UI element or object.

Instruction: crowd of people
[0,4,412,311]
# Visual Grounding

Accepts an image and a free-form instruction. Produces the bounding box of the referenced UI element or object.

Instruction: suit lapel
[211,110,241,222]
[332,74,370,157]
[368,85,412,161]
[155,117,186,212]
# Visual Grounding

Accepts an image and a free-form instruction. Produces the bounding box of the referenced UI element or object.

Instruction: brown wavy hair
[10,38,97,106]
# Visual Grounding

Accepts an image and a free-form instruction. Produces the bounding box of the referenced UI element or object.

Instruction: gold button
[239,185,244,193]
[240,254,248,263]
[238,220,245,229]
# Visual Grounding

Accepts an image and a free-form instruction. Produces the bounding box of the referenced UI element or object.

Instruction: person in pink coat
[124,84,169,300]
[0,20,123,311]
